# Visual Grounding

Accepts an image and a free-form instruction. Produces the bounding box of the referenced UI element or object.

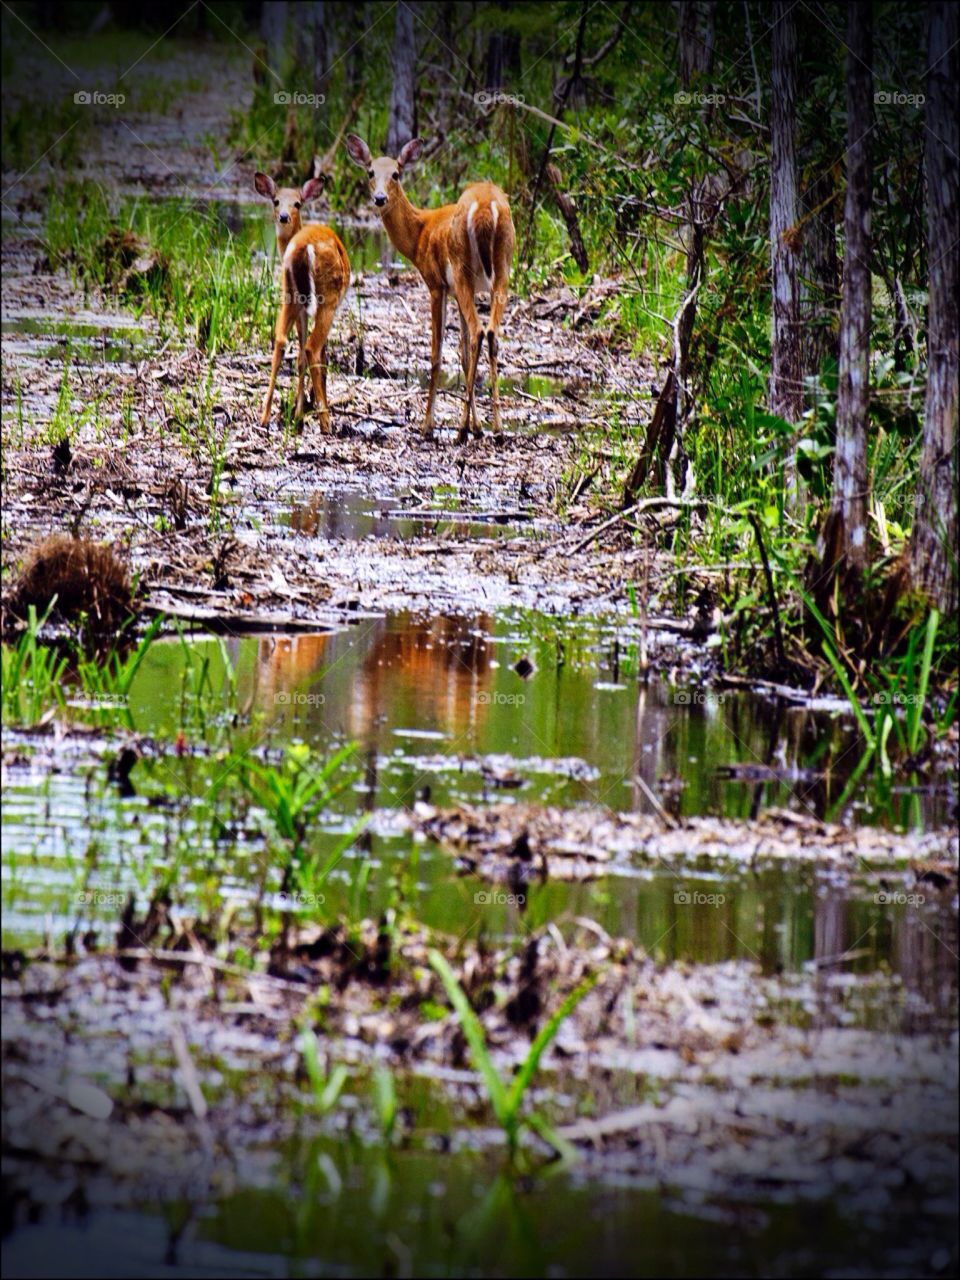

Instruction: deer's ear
[344,134,371,168]
[396,137,423,170]
[301,176,324,203]
[254,171,276,199]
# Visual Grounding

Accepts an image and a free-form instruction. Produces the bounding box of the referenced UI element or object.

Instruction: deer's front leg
[421,289,446,441]
[261,308,291,427]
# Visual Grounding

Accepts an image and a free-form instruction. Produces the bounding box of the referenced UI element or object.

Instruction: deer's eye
[392,171,400,181]
[294,201,301,209]
[273,199,279,207]
[367,169,374,179]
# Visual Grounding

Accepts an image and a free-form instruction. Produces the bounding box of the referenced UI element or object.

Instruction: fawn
[344,135,514,442]
[255,172,350,431]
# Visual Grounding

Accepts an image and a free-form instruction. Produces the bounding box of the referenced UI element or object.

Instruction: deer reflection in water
[253,614,493,745]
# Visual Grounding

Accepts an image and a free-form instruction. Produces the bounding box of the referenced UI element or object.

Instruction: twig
[566,497,707,557]
[748,512,787,672]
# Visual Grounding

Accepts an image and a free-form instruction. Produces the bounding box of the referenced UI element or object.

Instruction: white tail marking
[306,244,317,318]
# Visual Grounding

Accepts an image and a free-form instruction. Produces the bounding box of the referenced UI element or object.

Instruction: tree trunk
[677,0,715,83]
[294,4,313,79]
[260,1,287,80]
[798,167,840,397]
[635,2,714,498]
[345,4,368,94]
[312,2,328,100]
[908,1,958,610]
[386,2,417,156]
[769,1,803,462]
[485,9,521,93]
[825,3,872,577]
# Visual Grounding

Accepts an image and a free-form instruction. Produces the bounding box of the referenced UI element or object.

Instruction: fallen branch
[566,497,707,557]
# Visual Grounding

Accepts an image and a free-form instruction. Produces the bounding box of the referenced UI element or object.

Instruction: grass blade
[428,949,509,1127]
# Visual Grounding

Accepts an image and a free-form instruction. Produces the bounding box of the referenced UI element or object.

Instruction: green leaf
[428,950,509,1127]
[506,973,598,1113]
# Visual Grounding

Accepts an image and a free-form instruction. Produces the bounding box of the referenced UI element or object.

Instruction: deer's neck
[275,223,298,260]
[381,188,425,264]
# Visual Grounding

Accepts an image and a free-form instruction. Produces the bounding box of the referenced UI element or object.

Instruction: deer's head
[254,172,326,242]
[344,135,422,212]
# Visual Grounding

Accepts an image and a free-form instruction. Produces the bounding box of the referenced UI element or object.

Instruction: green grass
[43,182,275,353]
[429,949,597,1162]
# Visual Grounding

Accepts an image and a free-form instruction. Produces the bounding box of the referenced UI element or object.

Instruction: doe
[345,135,514,442]
[255,172,350,431]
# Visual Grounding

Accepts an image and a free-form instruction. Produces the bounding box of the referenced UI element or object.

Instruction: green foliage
[428,949,596,1161]
[1,607,68,725]
[1,612,162,730]
[372,1064,398,1142]
[239,742,357,851]
[43,183,274,352]
[298,1029,349,1114]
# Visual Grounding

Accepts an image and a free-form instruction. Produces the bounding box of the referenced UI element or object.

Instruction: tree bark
[908,1,958,610]
[260,1,287,80]
[677,0,715,83]
[825,3,872,576]
[345,4,369,94]
[798,167,840,395]
[312,1,328,101]
[386,2,417,156]
[626,3,715,504]
[769,1,803,450]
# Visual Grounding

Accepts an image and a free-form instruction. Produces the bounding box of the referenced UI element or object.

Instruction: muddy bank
[405,801,960,879]
[3,917,957,1219]
[2,257,660,627]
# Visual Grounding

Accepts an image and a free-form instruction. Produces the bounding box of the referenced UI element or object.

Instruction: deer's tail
[468,200,500,290]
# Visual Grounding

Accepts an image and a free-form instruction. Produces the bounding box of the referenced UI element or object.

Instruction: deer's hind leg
[458,309,479,436]
[305,298,340,433]
[487,281,509,438]
[451,277,483,443]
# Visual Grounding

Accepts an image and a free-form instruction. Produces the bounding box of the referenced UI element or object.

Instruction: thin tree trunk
[260,1,287,80]
[386,2,417,156]
[677,0,715,84]
[909,1,958,610]
[825,3,872,577]
[769,1,803,483]
[345,4,368,94]
[798,167,840,397]
[294,4,314,78]
[626,3,715,504]
[312,2,328,100]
